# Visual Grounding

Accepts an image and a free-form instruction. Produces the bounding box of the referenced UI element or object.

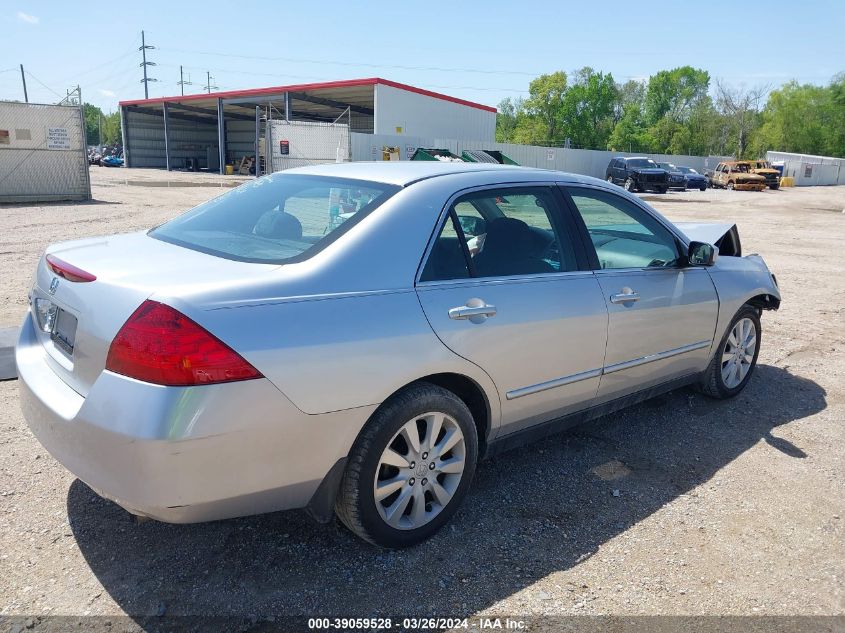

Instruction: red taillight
[105,301,262,386]
[46,254,97,282]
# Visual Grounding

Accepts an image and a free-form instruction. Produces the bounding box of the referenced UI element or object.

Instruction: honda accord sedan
[17,162,780,547]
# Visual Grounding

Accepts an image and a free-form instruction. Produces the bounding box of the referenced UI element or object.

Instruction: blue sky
[1,0,843,113]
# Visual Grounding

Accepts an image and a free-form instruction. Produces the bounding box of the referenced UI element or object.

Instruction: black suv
[605,157,669,193]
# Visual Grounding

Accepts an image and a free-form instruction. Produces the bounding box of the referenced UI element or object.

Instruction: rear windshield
[150,173,399,264]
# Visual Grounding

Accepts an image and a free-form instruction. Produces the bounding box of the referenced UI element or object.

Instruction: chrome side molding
[506,340,711,400]
[506,368,602,400]
[603,340,711,375]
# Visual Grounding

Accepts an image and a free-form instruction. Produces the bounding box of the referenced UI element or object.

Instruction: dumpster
[410,148,463,162]
[461,149,519,165]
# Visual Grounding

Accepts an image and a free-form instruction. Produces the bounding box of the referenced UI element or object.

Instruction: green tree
[495,97,521,143]
[101,111,122,145]
[83,103,104,146]
[608,103,657,153]
[715,80,766,158]
[751,77,845,157]
[559,67,618,149]
[522,71,568,144]
[615,79,646,122]
[644,66,711,124]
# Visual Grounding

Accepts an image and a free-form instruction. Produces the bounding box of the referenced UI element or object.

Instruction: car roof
[281,161,599,187]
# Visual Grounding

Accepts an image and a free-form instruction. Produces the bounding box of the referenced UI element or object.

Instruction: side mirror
[688,241,718,266]
[457,215,487,237]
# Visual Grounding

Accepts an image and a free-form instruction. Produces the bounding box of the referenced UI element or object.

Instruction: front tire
[624,177,637,192]
[727,181,735,190]
[699,183,707,191]
[335,383,478,548]
[699,305,761,399]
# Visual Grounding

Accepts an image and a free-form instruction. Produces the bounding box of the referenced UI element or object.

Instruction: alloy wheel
[373,412,466,530]
[721,317,757,388]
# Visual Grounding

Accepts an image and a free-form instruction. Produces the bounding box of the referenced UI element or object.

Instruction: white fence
[269,120,349,172]
[0,100,91,203]
[351,133,731,180]
[766,151,845,186]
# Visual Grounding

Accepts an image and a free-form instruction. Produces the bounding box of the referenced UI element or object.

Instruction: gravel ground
[0,169,843,622]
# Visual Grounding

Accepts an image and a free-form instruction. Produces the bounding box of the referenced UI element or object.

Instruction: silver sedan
[17,162,781,547]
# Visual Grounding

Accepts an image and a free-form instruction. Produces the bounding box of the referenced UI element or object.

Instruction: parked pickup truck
[706,161,767,191]
[746,160,781,189]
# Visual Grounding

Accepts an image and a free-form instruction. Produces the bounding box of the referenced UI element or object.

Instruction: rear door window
[421,187,578,281]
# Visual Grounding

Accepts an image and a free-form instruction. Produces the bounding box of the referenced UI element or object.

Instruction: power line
[158,63,530,95]
[160,46,541,77]
[23,70,63,99]
[69,48,138,80]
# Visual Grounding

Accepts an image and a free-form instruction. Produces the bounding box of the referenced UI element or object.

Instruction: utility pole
[206,71,217,94]
[139,30,157,99]
[177,65,193,96]
[20,64,28,103]
[98,113,102,146]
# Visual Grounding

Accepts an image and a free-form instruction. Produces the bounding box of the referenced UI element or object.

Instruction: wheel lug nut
[421,478,428,485]
[410,461,415,468]
[429,462,435,470]
[422,452,428,459]
[409,478,415,485]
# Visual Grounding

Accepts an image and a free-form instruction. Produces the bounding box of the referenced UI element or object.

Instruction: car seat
[473,217,555,277]
[253,211,303,241]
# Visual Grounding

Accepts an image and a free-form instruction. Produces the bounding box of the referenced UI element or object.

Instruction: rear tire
[698,305,761,399]
[770,184,780,190]
[335,383,478,548]
[606,175,614,184]
[657,186,668,194]
[699,183,707,191]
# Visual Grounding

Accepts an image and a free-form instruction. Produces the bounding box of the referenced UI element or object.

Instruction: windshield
[150,173,400,264]
[678,166,697,174]
[627,158,657,168]
[657,162,676,171]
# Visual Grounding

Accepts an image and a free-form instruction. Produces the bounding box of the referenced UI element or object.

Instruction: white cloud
[16,11,39,24]
[98,89,116,97]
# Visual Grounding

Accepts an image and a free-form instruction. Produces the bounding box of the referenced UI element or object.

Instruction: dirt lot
[0,169,843,623]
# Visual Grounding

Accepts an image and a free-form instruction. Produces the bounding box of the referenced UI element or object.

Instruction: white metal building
[118,78,496,173]
[766,150,845,186]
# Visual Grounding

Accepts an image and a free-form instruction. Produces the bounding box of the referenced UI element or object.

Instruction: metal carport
[118,78,496,174]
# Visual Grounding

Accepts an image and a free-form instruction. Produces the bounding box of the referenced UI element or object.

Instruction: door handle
[610,289,640,304]
[449,299,497,323]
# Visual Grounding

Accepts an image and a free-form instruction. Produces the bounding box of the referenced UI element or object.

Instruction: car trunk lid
[31,231,276,397]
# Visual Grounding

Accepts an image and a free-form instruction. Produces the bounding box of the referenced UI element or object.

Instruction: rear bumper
[16,315,373,523]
